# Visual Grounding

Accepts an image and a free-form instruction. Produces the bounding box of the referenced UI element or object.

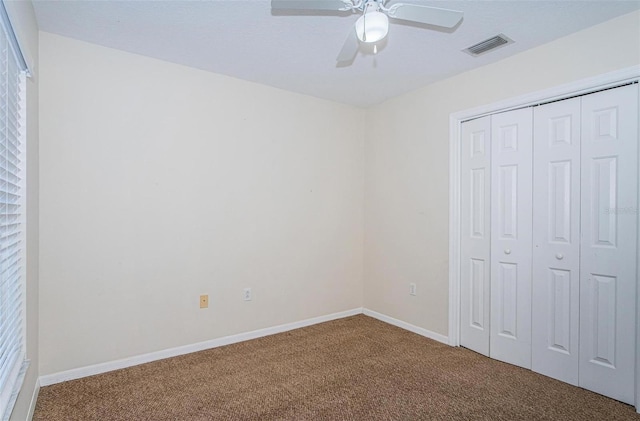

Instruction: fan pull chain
[363,12,367,42]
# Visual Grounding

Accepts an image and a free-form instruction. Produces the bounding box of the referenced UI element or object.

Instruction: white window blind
[0,1,27,419]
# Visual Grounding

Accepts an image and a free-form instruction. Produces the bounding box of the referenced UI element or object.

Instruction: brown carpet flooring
[34,315,639,420]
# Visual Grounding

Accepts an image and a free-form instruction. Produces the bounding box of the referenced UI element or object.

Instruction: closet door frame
[447,66,640,413]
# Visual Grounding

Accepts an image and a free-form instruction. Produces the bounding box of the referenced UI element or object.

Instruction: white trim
[26,378,39,421]
[453,66,640,123]
[448,65,640,351]
[39,308,363,386]
[636,84,640,414]
[448,113,461,347]
[39,307,453,388]
[363,309,449,344]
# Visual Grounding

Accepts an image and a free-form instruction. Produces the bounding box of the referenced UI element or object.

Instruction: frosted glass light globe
[355,11,389,43]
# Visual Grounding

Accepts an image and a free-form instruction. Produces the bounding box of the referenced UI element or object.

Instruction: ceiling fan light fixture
[355,11,389,43]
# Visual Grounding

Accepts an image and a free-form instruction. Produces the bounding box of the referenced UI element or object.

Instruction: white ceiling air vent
[463,34,513,56]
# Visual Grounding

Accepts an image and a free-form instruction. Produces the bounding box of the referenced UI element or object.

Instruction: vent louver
[464,34,513,56]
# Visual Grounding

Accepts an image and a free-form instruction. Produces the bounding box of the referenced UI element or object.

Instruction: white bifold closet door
[460,116,491,356]
[489,108,533,369]
[459,84,638,405]
[460,108,534,367]
[579,84,638,405]
[531,98,581,385]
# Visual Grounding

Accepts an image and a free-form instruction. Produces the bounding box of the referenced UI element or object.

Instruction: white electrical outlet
[409,283,417,296]
[243,287,252,301]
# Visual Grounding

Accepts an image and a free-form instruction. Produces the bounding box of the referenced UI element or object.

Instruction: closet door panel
[490,108,533,369]
[460,116,491,356]
[532,98,581,385]
[580,84,638,405]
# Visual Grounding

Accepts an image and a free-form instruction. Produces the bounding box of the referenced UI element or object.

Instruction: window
[0,1,28,418]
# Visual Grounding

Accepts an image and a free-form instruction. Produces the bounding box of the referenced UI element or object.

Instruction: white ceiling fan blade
[387,4,463,28]
[271,0,353,11]
[336,26,359,63]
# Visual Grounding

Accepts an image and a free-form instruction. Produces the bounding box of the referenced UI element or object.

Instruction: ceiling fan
[271,0,464,62]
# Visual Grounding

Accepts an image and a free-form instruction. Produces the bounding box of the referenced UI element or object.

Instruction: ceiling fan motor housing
[271,0,464,63]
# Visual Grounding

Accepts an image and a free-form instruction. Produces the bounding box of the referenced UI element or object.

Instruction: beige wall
[38,32,365,375]
[363,11,640,336]
[27,3,640,391]
[3,0,39,419]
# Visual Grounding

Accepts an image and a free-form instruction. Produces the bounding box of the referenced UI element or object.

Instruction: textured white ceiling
[32,0,640,107]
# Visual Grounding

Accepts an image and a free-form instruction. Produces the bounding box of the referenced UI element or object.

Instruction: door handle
[555,253,564,260]
[504,249,511,255]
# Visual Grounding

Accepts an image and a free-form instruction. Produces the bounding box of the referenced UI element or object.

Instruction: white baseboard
[39,307,450,388]
[39,307,363,386]
[362,308,449,344]
[26,378,39,421]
